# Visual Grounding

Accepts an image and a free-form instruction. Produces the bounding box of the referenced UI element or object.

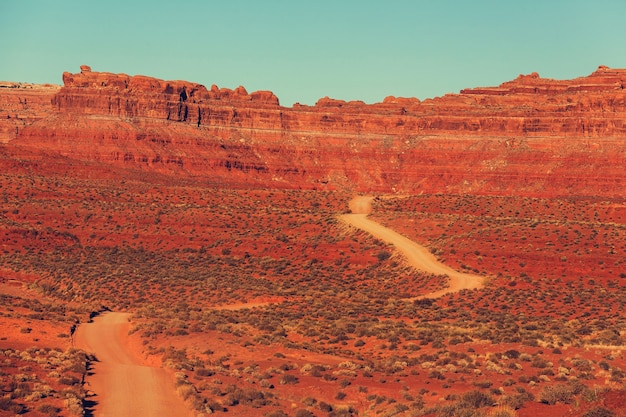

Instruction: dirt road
[75,312,191,417]
[340,196,484,298]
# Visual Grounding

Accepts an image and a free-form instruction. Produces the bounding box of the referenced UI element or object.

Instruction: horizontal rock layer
[5,65,626,196]
[0,82,60,143]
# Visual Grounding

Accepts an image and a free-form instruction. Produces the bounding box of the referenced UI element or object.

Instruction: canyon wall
[5,65,626,196]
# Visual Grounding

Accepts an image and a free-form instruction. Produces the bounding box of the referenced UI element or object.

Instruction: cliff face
[7,65,626,196]
[0,82,60,143]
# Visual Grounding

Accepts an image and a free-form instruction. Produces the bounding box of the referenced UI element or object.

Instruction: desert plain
[0,66,625,416]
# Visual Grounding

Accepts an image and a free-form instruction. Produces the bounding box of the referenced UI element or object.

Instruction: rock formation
[0,82,59,143]
[4,65,626,196]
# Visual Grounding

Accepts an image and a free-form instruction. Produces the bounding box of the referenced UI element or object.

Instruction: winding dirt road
[75,312,191,417]
[340,196,484,298]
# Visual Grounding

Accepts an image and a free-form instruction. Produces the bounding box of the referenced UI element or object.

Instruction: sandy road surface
[340,196,483,298]
[75,312,191,417]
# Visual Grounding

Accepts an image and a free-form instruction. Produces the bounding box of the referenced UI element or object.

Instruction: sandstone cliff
[6,65,626,196]
[0,82,59,143]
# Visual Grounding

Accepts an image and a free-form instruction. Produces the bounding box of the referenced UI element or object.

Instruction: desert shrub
[328,405,355,417]
[295,410,316,417]
[428,370,445,380]
[205,398,225,413]
[384,403,409,416]
[431,339,446,349]
[303,397,318,406]
[531,356,551,369]
[0,397,26,414]
[264,411,288,417]
[63,350,90,374]
[539,384,574,405]
[572,359,593,372]
[504,349,520,359]
[222,385,270,407]
[195,368,215,377]
[259,379,274,389]
[610,368,625,381]
[37,403,61,415]
[473,380,493,389]
[567,380,587,396]
[500,393,529,410]
[411,394,425,410]
[517,375,539,384]
[59,375,81,385]
[502,378,516,387]
[64,395,84,416]
[488,405,517,417]
[376,250,391,262]
[460,389,494,409]
[449,336,464,345]
[279,374,299,385]
[319,401,333,412]
[176,384,197,401]
[307,364,327,377]
[582,407,615,417]
[279,362,295,371]
[433,404,462,417]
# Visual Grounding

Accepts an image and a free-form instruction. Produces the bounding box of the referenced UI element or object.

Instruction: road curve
[75,312,191,417]
[339,196,484,298]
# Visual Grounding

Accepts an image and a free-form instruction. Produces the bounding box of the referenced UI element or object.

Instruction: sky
[2,0,626,106]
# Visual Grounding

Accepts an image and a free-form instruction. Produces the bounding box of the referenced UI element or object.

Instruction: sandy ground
[75,312,191,417]
[340,196,484,298]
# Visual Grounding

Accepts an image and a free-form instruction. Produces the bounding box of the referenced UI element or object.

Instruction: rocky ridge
[5,65,626,195]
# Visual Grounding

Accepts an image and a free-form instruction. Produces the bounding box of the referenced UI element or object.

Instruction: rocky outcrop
[48,65,626,138]
[7,65,626,196]
[56,64,280,119]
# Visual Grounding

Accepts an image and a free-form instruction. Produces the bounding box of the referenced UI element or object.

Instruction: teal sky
[2,0,626,106]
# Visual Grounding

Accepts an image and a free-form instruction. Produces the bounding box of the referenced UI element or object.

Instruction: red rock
[0,82,59,143]
[5,65,626,196]
[250,90,279,105]
[382,96,421,106]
